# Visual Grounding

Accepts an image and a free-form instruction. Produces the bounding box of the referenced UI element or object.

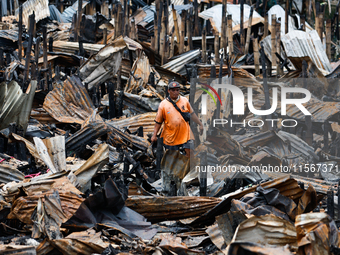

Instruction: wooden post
[324,120,329,152]
[327,189,334,219]
[264,13,268,38]
[227,15,233,55]
[276,17,283,76]
[244,6,253,54]
[170,33,175,58]
[34,36,40,67]
[108,82,116,119]
[156,137,163,173]
[285,0,289,34]
[301,14,306,31]
[193,0,199,36]
[179,11,186,54]
[253,35,260,76]
[43,26,48,90]
[202,27,206,62]
[240,0,245,50]
[154,13,159,53]
[271,14,276,77]
[260,42,272,130]
[326,19,331,61]
[157,0,163,54]
[318,12,324,41]
[18,5,22,61]
[0,50,3,68]
[160,16,166,65]
[187,11,193,50]
[76,0,82,42]
[130,17,136,40]
[172,4,180,44]
[214,30,220,64]
[24,13,35,84]
[200,151,207,196]
[103,28,107,44]
[221,0,226,58]
[151,37,155,50]
[305,115,313,146]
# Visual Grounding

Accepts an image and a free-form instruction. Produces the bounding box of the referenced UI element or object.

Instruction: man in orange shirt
[151,81,203,157]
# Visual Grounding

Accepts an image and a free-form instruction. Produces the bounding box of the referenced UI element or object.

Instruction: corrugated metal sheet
[79,36,127,89]
[43,75,94,124]
[285,97,340,122]
[161,49,200,75]
[60,0,90,23]
[281,30,332,73]
[0,80,37,131]
[267,5,296,34]
[0,164,25,184]
[0,30,18,41]
[15,0,50,26]
[106,112,157,134]
[199,4,262,34]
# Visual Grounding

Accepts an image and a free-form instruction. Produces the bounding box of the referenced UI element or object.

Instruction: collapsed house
[0,0,340,254]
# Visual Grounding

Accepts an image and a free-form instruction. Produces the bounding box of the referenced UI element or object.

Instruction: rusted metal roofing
[0,80,37,131]
[43,75,94,124]
[285,97,340,122]
[106,112,157,134]
[0,30,18,41]
[162,49,200,75]
[15,0,50,26]
[79,36,127,89]
[0,164,25,184]
[199,4,262,34]
[281,30,332,73]
[125,196,222,222]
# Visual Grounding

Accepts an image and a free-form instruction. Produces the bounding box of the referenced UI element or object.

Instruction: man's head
[168,81,180,100]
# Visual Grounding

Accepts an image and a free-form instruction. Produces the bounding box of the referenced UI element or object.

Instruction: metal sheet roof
[267,5,296,34]
[281,30,332,73]
[15,0,50,26]
[199,4,262,34]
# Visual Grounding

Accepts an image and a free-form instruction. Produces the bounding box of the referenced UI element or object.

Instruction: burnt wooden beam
[194,0,199,36]
[271,14,276,77]
[200,151,207,197]
[244,6,253,54]
[202,27,207,62]
[227,15,233,55]
[327,189,334,219]
[214,30,220,64]
[264,13,268,38]
[326,18,331,61]
[276,17,283,76]
[24,13,35,85]
[240,0,245,50]
[18,5,23,61]
[108,82,116,119]
[253,35,260,76]
[172,4,180,44]
[156,137,163,172]
[187,10,193,51]
[305,115,313,146]
[285,0,289,34]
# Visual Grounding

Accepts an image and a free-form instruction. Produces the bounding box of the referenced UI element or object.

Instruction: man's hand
[199,124,204,135]
[151,134,158,143]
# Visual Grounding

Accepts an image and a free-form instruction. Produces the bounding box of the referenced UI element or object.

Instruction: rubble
[0,0,340,254]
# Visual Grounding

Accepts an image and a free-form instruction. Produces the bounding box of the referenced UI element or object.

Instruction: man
[151,81,203,157]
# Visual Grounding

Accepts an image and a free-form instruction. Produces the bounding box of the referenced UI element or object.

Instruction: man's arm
[191,113,204,135]
[151,122,162,143]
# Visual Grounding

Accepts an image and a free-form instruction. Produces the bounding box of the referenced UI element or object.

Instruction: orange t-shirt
[155,96,194,146]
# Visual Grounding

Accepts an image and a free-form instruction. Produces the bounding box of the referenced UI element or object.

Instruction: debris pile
[1,0,340,254]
